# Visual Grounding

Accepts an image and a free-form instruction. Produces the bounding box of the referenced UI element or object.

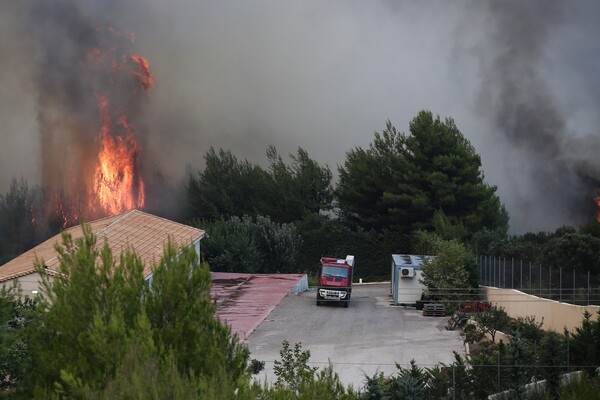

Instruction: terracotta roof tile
[0,210,205,282]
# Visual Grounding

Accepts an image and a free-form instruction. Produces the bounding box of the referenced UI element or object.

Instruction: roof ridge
[127,209,204,234]
[37,209,136,270]
[92,209,137,238]
[0,209,205,283]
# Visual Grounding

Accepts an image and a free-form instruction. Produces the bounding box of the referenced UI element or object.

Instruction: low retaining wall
[483,286,600,333]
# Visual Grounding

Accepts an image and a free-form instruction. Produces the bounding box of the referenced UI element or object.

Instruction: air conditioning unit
[400,267,415,278]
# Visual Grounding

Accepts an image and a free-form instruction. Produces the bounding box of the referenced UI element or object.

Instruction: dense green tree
[0,286,38,391]
[20,224,249,398]
[471,229,547,263]
[472,225,600,289]
[187,146,333,224]
[569,311,600,376]
[509,315,544,344]
[580,219,600,238]
[358,358,461,400]
[266,146,333,222]
[539,229,600,274]
[273,340,318,392]
[417,232,479,306]
[24,226,153,396]
[502,334,535,399]
[336,111,509,236]
[431,208,468,241]
[197,215,302,274]
[263,340,356,400]
[200,219,264,273]
[471,306,510,343]
[144,243,249,387]
[187,147,272,221]
[336,126,400,230]
[538,331,567,398]
[75,350,203,400]
[0,178,40,264]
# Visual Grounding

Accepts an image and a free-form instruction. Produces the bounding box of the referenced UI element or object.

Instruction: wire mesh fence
[287,359,597,400]
[478,255,600,306]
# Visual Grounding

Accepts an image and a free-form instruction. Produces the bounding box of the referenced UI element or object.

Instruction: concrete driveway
[245,283,465,390]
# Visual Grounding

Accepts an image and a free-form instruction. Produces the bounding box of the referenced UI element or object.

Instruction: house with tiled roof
[0,209,205,297]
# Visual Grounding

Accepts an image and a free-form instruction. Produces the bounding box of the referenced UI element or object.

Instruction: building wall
[484,287,600,333]
[393,270,426,305]
[0,273,50,298]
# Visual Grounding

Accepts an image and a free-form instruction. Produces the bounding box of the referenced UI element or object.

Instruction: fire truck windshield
[322,266,349,278]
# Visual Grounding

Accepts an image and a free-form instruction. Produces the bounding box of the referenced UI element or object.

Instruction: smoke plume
[1,0,599,232]
[475,1,600,231]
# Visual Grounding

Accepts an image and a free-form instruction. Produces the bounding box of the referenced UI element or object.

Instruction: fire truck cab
[316,255,354,307]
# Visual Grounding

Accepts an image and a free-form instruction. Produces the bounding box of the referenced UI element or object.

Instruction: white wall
[395,270,426,304]
[1,273,49,298]
[485,287,600,333]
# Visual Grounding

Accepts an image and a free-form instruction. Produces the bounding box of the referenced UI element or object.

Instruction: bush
[198,215,302,273]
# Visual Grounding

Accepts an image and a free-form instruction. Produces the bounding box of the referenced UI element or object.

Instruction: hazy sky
[1,0,599,233]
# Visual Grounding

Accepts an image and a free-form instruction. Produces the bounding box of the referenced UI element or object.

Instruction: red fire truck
[316,255,354,307]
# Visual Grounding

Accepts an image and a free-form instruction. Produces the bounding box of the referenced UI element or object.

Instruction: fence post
[549,266,552,300]
[479,255,482,286]
[588,271,590,306]
[501,257,504,288]
[491,257,494,287]
[539,264,542,297]
[486,256,489,286]
[520,259,523,290]
[511,258,514,289]
[573,269,575,305]
[559,267,562,302]
[484,256,487,286]
[529,262,532,292]
[498,257,501,288]
[503,257,506,288]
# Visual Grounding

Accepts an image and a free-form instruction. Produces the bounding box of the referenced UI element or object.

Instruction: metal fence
[478,255,600,306]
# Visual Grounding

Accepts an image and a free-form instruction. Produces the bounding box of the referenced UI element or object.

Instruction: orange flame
[92,95,145,215]
[130,54,154,90]
[85,31,152,218]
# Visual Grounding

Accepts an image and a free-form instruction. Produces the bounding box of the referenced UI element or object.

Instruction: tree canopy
[187,146,333,223]
[336,110,508,236]
[20,225,248,398]
[195,214,302,274]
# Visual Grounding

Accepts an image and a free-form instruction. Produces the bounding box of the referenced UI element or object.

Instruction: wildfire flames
[39,26,154,226]
[596,195,600,223]
[86,31,153,218]
[92,95,146,215]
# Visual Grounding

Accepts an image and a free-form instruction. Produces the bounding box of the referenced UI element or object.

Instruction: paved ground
[246,283,465,390]
[211,272,306,340]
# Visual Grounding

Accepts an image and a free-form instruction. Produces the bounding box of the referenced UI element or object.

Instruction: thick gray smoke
[0,0,152,222]
[475,1,600,231]
[1,0,599,232]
